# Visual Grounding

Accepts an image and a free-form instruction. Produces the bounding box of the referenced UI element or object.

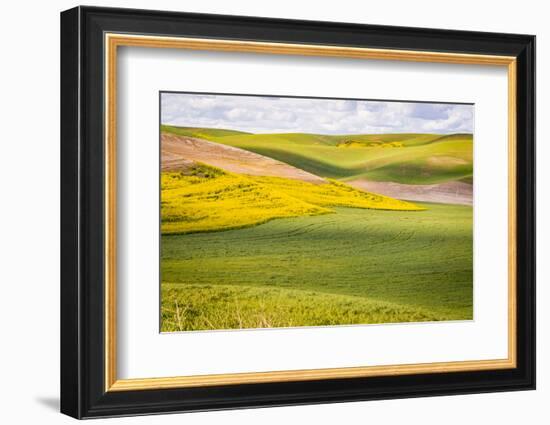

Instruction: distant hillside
[161,126,473,185]
[161,125,251,139]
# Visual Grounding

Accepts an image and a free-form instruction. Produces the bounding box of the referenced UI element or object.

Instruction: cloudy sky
[161,92,473,135]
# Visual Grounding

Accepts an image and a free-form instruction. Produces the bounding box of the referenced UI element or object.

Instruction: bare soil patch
[161,133,325,184]
[348,179,473,205]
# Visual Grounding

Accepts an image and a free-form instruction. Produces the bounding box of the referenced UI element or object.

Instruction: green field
[160,125,473,331]
[161,204,472,331]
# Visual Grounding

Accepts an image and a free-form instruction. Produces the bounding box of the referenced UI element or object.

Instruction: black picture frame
[60,5,535,419]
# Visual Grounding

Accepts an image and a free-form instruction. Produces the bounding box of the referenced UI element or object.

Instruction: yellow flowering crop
[161,163,423,234]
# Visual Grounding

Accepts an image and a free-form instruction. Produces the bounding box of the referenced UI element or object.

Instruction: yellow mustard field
[161,163,423,234]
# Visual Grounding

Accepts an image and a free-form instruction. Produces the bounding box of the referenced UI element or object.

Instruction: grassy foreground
[161,164,422,234]
[161,204,472,331]
[161,284,442,332]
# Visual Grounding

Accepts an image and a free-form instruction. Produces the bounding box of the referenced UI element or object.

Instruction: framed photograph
[60,6,535,419]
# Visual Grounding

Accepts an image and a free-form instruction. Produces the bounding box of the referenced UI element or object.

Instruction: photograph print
[160,92,474,332]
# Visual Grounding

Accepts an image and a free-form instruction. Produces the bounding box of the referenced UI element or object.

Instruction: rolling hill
[161,125,473,185]
[161,132,324,183]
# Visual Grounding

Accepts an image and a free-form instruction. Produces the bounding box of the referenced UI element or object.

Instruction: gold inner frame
[104,33,518,392]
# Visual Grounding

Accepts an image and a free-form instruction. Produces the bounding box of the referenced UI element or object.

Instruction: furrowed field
[161,203,472,331]
[159,126,473,332]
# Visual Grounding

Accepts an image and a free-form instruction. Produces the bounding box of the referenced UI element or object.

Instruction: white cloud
[161,93,473,135]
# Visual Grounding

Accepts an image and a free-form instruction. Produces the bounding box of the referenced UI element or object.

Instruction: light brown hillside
[161,133,325,184]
